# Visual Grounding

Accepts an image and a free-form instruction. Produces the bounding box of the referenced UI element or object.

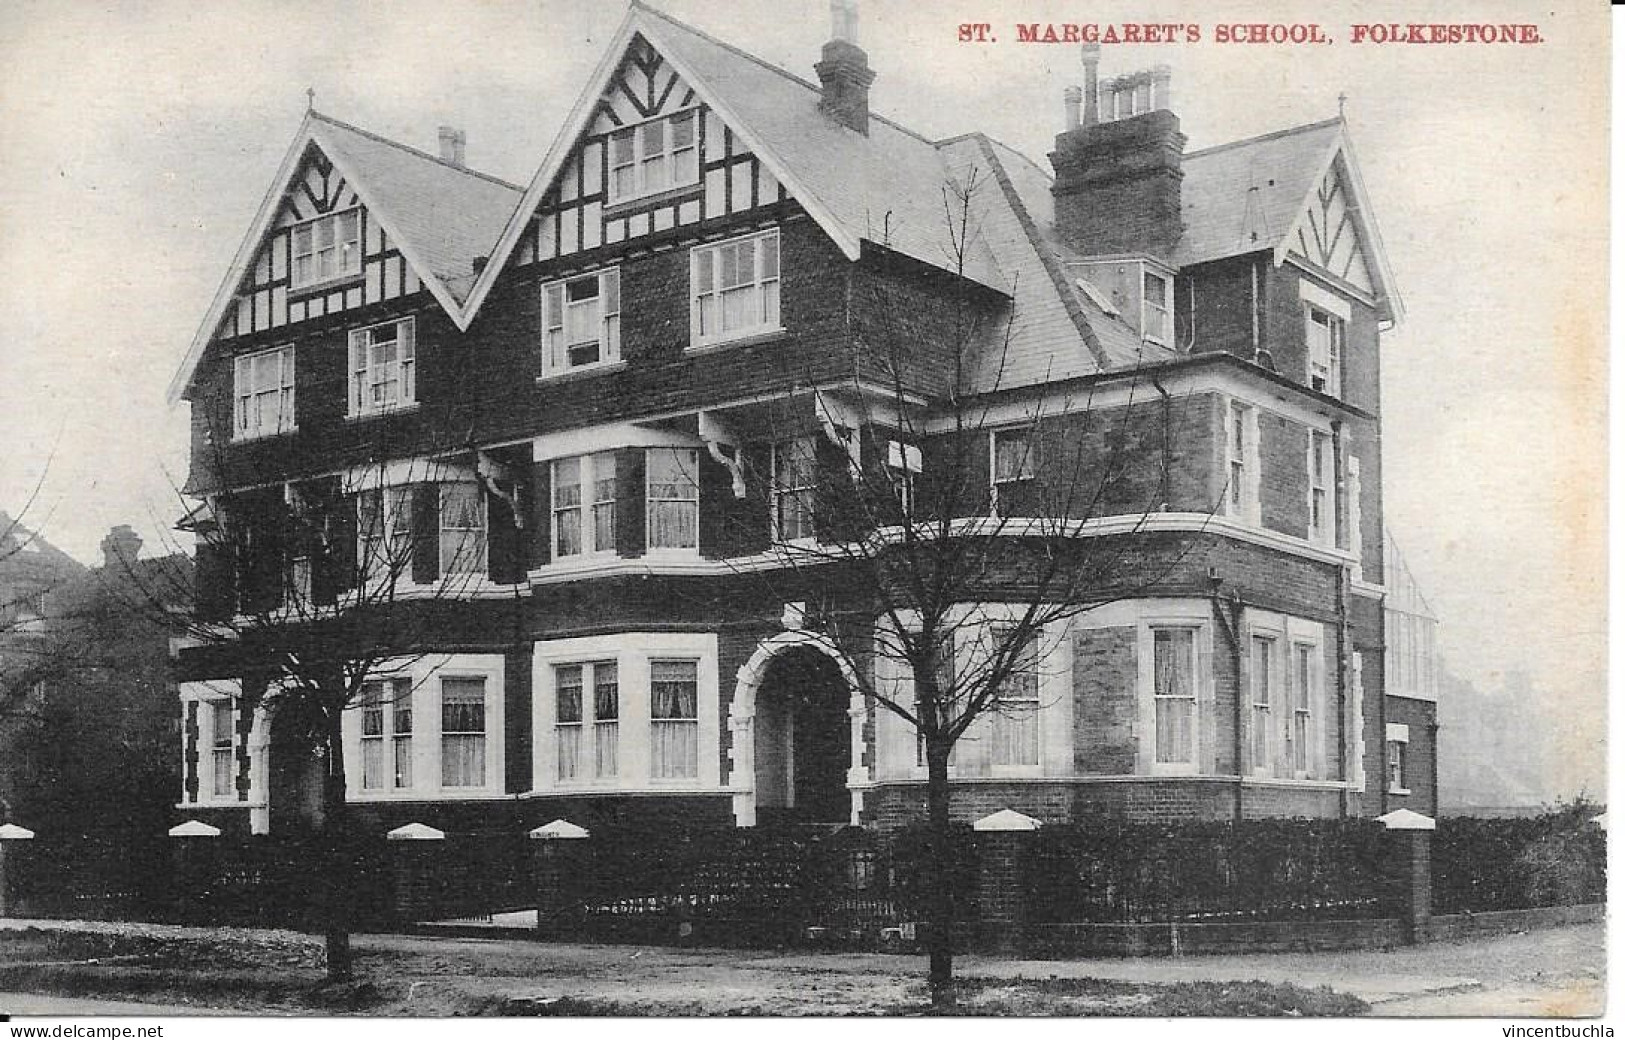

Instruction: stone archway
[728,630,866,827]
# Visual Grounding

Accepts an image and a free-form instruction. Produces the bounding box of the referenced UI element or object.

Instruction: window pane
[593,662,619,720]
[556,665,583,723]
[440,677,486,787]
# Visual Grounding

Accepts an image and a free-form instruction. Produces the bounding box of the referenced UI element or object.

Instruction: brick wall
[1181,255,1257,359]
[862,778,1340,828]
[1073,627,1137,774]
[1258,409,1310,539]
[1385,695,1439,816]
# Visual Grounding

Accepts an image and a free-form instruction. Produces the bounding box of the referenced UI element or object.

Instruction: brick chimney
[815,0,874,135]
[1050,48,1184,259]
[101,525,143,570]
[438,125,466,167]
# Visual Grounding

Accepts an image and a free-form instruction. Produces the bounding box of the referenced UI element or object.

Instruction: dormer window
[608,111,699,205]
[1142,269,1172,344]
[290,209,361,289]
[542,268,621,376]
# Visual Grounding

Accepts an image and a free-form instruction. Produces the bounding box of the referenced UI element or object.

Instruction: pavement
[0,916,1605,1017]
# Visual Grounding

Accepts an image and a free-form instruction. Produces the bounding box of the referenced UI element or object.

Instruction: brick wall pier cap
[0,824,35,840]
[530,819,590,840]
[387,822,446,841]
[168,820,222,838]
[973,808,1042,832]
[1377,808,1435,831]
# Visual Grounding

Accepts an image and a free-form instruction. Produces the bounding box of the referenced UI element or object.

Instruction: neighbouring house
[166,1,1435,837]
[0,512,88,823]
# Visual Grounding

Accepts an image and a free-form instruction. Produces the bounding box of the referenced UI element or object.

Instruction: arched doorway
[749,645,853,825]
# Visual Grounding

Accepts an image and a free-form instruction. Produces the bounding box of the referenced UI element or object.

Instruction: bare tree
[131,410,527,980]
[717,163,1199,1006]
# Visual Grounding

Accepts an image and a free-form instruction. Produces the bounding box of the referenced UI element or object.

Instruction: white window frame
[1243,611,1326,781]
[990,426,1038,516]
[541,268,621,377]
[1224,399,1260,525]
[886,440,922,520]
[357,485,414,585]
[1305,306,1344,398]
[1386,723,1411,794]
[551,452,618,559]
[439,675,488,789]
[233,345,296,441]
[645,448,700,552]
[348,318,416,417]
[438,482,487,576]
[1249,632,1278,778]
[649,658,701,781]
[987,625,1042,773]
[607,109,700,206]
[554,660,620,783]
[341,655,505,801]
[290,208,362,289]
[360,677,415,791]
[690,229,782,348]
[210,699,235,799]
[1288,641,1316,779]
[1150,625,1200,771]
[1308,429,1334,546]
[1142,267,1173,345]
[771,436,818,543]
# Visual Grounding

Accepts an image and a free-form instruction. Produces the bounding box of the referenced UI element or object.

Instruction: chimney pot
[438,125,466,167]
[1080,44,1102,126]
[1063,86,1082,131]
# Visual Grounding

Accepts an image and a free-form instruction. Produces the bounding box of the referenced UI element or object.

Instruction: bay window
[691,230,781,346]
[360,677,413,790]
[989,627,1040,768]
[771,436,817,541]
[357,486,412,583]
[439,483,485,575]
[552,452,617,558]
[991,427,1037,515]
[646,448,699,550]
[608,110,699,204]
[1153,627,1198,768]
[1250,635,1276,775]
[440,677,486,787]
[541,268,620,376]
[650,659,699,779]
[349,318,415,415]
[234,346,295,440]
[291,209,361,288]
[555,661,619,781]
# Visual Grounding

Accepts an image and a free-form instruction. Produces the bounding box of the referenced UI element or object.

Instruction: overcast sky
[0,1,1607,797]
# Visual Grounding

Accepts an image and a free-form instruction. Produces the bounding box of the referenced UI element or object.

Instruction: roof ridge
[1184,116,1342,162]
[310,111,525,192]
[634,2,939,146]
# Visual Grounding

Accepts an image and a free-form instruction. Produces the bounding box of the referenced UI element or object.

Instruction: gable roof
[166,112,523,406]
[463,2,1007,320]
[1177,118,1403,322]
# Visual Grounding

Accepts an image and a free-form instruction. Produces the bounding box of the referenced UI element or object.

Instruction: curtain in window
[647,449,699,549]
[1154,629,1196,764]
[650,660,698,778]
[440,678,486,787]
[991,670,1040,766]
[556,665,582,780]
[553,458,583,557]
[361,682,385,789]
[591,452,617,551]
[594,661,619,778]
[439,483,485,574]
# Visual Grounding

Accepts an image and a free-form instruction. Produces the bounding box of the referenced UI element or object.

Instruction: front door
[756,648,850,823]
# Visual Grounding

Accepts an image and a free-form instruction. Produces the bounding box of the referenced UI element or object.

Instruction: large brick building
[168,2,1435,836]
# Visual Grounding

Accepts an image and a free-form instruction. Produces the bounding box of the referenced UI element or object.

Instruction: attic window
[1142,270,1172,345]
[607,111,700,206]
[291,209,361,289]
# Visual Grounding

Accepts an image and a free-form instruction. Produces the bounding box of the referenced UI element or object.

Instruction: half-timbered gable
[1286,160,1376,297]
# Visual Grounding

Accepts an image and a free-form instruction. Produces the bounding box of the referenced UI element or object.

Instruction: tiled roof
[1175,118,1342,267]
[936,134,1174,392]
[311,114,524,304]
[639,5,1007,291]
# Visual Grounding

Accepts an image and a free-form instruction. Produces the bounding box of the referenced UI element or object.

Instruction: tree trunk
[321,705,353,981]
[924,738,955,1008]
